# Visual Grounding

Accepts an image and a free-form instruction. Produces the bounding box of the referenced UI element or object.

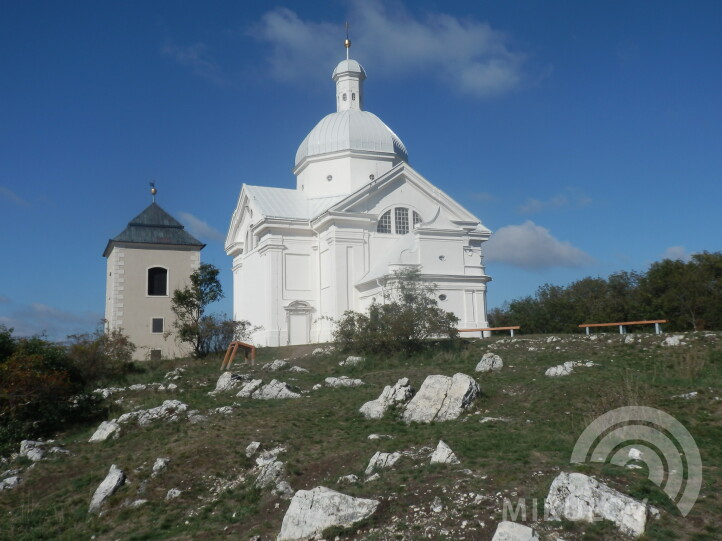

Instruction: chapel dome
[294,58,408,167]
[295,109,408,166]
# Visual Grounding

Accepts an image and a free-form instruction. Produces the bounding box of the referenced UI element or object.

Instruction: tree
[332,268,459,354]
[171,263,224,357]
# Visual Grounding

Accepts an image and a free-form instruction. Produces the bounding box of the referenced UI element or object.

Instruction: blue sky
[2,1,721,339]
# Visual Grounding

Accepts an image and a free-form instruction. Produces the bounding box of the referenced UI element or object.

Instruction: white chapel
[225,50,492,347]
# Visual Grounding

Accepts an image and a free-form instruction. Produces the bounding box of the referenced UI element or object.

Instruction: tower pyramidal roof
[103,202,204,256]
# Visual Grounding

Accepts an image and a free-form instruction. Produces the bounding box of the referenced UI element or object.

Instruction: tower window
[151,318,164,333]
[395,207,409,235]
[352,93,356,101]
[377,210,392,233]
[343,93,347,101]
[147,267,168,296]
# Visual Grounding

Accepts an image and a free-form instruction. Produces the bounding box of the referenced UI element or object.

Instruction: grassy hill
[1,332,721,540]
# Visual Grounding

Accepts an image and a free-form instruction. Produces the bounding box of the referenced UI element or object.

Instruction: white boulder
[364,451,402,475]
[359,378,415,420]
[0,476,20,491]
[166,488,182,500]
[277,486,379,541]
[89,420,121,442]
[263,360,290,371]
[339,356,365,367]
[117,400,189,426]
[252,380,301,400]
[402,373,480,423]
[152,457,170,476]
[662,335,684,347]
[211,372,250,394]
[476,352,504,373]
[89,464,126,513]
[19,440,46,461]
[430,440,460,465]
[325,376,364,388]
[491,521,540,541]
[545,472,658,537]
[246,441,262,457]
[236,379,264,398]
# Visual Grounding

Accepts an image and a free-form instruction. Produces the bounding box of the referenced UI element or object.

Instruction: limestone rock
[491,521,540,541]
[187,410,209,424]
[359,377,415,419]
[545,472,658,537]
[152,457,169,477]
[236,379,263,398]
[364,451,402,475]
[166,488,182,500]
[337,474,359,485]
[19,440,47,461]
[164,367,185,380]
[246,441,262,457]
[263,360,290,371]
[430,440,460,465]
[211,372,250,394]
[339,355,365,367]
[89,464,126,514]
[545,360,595,377]
[402,373,480,423]
[325,376,364,388]
[89,420,121,442]
[662,335,684,347]
[277,486,379,541]
[431,496,443,513]
[0,476,20,491]
[476,353,504,373]
[289,365,309,373]
[252,380,301,400]
[117,400,189,426]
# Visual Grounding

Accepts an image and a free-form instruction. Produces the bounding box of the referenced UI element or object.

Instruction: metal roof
[245,185,344,220]
[103,202,204,256]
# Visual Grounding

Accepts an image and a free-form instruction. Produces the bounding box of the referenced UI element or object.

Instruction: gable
[324,163,489,231]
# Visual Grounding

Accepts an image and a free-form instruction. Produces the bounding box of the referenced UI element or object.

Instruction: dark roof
[103,202,205,256]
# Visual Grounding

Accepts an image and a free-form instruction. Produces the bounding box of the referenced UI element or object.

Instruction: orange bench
[578,320,667,335]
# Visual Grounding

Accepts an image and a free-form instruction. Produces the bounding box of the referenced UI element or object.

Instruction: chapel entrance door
[286,301,312,345]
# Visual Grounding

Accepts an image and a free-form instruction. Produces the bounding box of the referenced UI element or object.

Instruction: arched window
[352,93,356,101]
[377,208,422,235]
[147,267,168,296]
[377,210,392,233]
[413,211,423,228]
[343,93,347,101]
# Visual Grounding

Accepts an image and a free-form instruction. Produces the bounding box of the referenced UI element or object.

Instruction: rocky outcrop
[117,400,189,426]
[0,476,21,491]
[252,380,301,400]
[476,353,504,373]
[211,372,251,394]
[236,379,263,398]
[402,373,480,423]
[364,451,402,475]
[662,335,684,347]
[545,472,658,537]
[491,521,540,541]
[277,486,379,541]
[429,440,460,465]
[19,440,47,462]
[544,360,595,377]
[263,360,290,371]
[339,356,365,367]
[89,464,126,514]
[325,376,364,388]
[359,377,415,420]
[89,420,121,443]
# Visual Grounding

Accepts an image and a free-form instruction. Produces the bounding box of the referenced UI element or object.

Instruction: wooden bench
[458,326,521,337]
[578,320,667,335]
[220,341,256,370]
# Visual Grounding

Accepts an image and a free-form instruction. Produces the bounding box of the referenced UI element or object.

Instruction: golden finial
[150,181,157,202]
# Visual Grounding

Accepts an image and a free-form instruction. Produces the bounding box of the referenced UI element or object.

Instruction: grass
[1,334,721,540]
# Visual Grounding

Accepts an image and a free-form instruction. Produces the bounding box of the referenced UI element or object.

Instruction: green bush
[0,327,102,455]
[67,325,136,386]
[332,268,459,354]
[197,314,259,356]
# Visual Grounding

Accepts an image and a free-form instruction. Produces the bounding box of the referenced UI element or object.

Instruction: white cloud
[662,245,690,261]
[178,212,225,242]
[162,41,225,85]
[250,1,525,98]
[485,220,592,270]
[518,189,591,214]
[0,186,29,207]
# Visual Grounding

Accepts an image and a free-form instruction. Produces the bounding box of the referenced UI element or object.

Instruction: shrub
[197,313,260,356]
[67,325,136,386]
[0,330,101,455]
[332,268,459,354]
